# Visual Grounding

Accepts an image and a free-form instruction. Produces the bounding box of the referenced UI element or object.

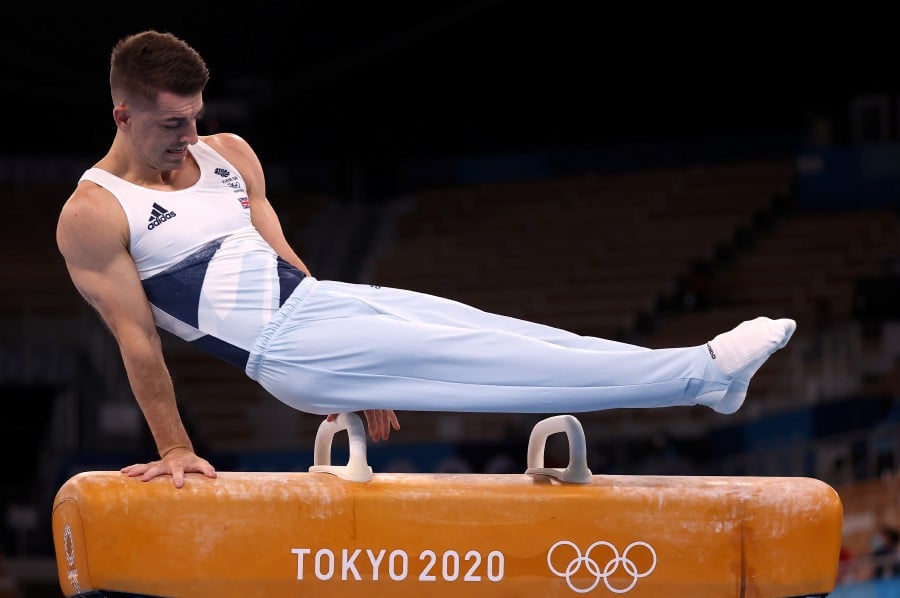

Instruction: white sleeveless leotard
[79,139,306,369]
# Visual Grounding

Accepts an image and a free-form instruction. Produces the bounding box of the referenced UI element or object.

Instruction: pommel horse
[52,414,842,597]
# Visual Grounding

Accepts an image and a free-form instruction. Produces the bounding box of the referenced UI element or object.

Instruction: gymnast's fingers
[365,409,383,441]
[387,409,400,434]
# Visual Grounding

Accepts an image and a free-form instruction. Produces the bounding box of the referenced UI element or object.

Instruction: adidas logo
[147,202,177,230]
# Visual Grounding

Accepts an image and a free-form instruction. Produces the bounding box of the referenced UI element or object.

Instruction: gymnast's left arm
[205,133,310,274]
[205,133,401,440]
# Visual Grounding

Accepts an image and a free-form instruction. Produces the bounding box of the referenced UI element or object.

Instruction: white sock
[707,317,796,378]
[705,317,796,414]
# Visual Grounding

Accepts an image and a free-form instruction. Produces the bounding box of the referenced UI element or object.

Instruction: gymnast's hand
[327,409,400,441]
[120,447,218,489]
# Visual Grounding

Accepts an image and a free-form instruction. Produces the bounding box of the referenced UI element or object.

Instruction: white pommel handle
[309,413,374,482]
[525,414,592,484]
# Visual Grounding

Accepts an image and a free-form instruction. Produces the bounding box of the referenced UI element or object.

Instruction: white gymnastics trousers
[246,277,732,416]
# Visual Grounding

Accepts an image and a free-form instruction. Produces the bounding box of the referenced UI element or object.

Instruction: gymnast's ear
[113,104,130,128]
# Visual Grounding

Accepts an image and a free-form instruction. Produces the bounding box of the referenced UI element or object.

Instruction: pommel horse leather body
[51,416,842,597]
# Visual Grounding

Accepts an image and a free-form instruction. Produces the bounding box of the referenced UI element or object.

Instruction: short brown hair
[109,30,210,106]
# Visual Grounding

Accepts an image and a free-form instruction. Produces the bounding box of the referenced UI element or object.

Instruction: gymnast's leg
[295,280,651,352]
[246,279,795,416]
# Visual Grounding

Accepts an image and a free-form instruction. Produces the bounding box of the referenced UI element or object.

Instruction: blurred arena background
[2,2,899,596]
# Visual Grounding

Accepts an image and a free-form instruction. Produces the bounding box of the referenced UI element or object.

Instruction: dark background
[2,4,900,596]
[4,2,897,170]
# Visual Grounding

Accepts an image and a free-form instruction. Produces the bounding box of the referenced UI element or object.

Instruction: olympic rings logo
[547,540,657,594]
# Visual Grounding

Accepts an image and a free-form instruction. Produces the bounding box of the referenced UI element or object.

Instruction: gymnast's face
[115,90,204,172]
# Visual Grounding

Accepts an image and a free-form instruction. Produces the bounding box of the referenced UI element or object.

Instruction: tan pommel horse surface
[52,414,843,598]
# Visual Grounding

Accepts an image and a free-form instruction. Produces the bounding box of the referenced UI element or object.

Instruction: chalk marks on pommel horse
[52,413,844,598]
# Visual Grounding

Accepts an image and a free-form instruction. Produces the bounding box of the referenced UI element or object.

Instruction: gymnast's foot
[700,317,796,414]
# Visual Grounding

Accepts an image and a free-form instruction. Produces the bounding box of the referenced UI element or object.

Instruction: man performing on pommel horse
[56,30,796,489]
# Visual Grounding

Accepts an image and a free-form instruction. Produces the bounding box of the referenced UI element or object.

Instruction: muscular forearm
[120,341,193,456]
[292,255,311,277]
[115,329,218,487]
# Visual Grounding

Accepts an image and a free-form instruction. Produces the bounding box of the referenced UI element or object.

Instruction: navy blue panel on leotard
[191,334,250,369]
[277,256,305,306]
[141,239,222,329]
